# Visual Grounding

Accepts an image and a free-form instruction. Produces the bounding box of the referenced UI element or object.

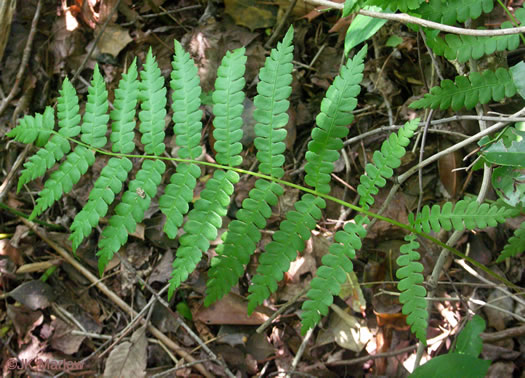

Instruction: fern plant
[7,5,524,348]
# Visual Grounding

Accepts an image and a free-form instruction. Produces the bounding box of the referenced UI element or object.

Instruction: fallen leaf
[96,24,133,57]
[9,280,55,310]
[103,326,147,378]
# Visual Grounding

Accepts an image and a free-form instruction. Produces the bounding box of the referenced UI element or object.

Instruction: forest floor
[0,0,524,376]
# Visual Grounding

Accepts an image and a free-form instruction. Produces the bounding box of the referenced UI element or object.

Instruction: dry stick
[18,217,213,378]
[257,288,308,334]
[287,328,314,378]
[304,0,525,36]
[0,145,30,201]
[265,0,297,49]
[0,0,42,117]
[71,0,121,84]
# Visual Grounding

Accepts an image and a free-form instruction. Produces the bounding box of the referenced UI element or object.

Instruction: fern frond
[300,215,368,334]
[413,199,516,233]
[410,68,517,111]
[304,45,366,195]
[110,59,139,154]
[425,23,520,64]
[69,157,132,251]
[247,194,325,314]
[29,146,95,220]
[358,119,419,208]
[97,159,165,275]
[80,64,109,148]
[396,233,428,344]
[212,47,247,167]
[496,221,525,262]
[8,106,54,147]
[158,40,203,239]
[18,78,81,191]
[168,48,247,299]
[139,48,166,156]
[417,0,494,25]
[367,0,424,12]
[204,27,294,306]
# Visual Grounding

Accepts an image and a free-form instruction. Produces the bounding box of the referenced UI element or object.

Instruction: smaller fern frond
[8,106,54,147]
[410,68,517,111]
[496,222,525,262]
[305,45,367,195]
[417,0,494,25]
[18,78,81,191]
[396,233,428,344]
[69,157,132,251]
[81,64,109,148]
[300,215,368,334]
[212,47,247,167]
[168,48,247,299]
[247,194,326,314]
[138,48,166,156]
[29,146,95,220]
[97,159,165,275]
[159,40,203,239]
[424,23,520,64]
[110,59,139,154]
[204,27,294,306]
[413,199,517,233]
[358,119,419,208]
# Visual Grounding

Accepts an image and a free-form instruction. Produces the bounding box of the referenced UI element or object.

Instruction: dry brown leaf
[96,24,133,57]
[103,326,147,378]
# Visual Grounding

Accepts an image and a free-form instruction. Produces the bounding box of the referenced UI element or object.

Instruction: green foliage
[205,27,294,306]
[497,221,525,262]
[416,0,494,25]
[454,315,485,356]
[80,64,109,149]
[367,0,424,12]
[413,199,516,233]
[410,68,517,111]
[8,106,54,147]
[396,234,428,344]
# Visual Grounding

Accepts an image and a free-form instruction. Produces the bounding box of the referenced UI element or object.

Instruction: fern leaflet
[159,40,204,239]
[205,27,294,306]
[168,48,247,299]
[416,0,494,25]
[396,233,428,344]
[413,199,517,233]
[367,0,424,12]
[81,64,109,148]
[7,106,54,147]
[97,52,167,275]
[496,221,525,262]
[17,78,81,191]
[410,68,517,111]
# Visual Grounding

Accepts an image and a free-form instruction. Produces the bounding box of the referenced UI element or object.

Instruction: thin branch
[304,0,525,36]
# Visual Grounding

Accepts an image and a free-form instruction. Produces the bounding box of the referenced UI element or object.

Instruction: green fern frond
[425,23,520,64]
[168,48,247,299]
[396,233,428,344]
[410,68,517,111]
[496,221,525,262]
[358,119,419,208]
[300,215,368,334]
[18,78,81,191]
[305,45,367,195]
[417,0,494,25]
[29,146,95,220]
[81,64,109,148]
[413,199,516,233]
[8,106,54,147]
[97,159,165,275]
[204,27,294,306]
[247,194,325,314]
[110,59,139,154]
[158,40,203,239]
[139,48,167,156]
[69,157,132,251]
[367,0,424,12]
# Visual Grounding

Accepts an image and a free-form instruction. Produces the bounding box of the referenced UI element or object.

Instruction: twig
[0,0,42,117]
[265,0,297,49]
[304,0,525,36]
[18,217,213,378]
[287,328,314,377]
[257,288,308,334]
[71,0,121,84]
